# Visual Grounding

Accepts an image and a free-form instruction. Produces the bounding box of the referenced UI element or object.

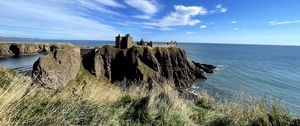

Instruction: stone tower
[115,34,122,48]
[115,34,133,49]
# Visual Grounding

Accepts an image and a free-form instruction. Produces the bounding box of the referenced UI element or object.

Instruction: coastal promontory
[32,44,215,90]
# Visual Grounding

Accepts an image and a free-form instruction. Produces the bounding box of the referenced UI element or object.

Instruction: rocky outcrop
[82,45,216,89]
[32,47,81,89]
[0,43,12,59]
[32,44,215,90]
[0,42,73,59]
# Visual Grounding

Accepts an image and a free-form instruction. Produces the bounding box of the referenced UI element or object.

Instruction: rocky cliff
[32,45,215,90]
[82,45,215,89]
[0,42,73,59]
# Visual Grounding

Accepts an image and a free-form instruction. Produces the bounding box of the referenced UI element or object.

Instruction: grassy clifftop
[0,68,299,125]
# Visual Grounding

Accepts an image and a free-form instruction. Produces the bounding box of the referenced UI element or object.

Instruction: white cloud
[115,21,141,27]
[77,0,121,15]
[143,5,207,30]
[216,4,222,9]
[234,28,239,30]
[125,0,159,15]
[142,25,157,29]
[200,25,207,29]
[211,4,228,14]
[94,0,124,8]
[185,31,195,35]
[133,15,152,20]
[220,8,228,13]
[269,20,300,26]
[231,21,237,24]
[0,0,120,40]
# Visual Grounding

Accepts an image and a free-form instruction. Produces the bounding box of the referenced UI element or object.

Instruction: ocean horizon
[1,39,300,47]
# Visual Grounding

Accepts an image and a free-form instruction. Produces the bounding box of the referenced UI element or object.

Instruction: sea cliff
[32,44,216,90]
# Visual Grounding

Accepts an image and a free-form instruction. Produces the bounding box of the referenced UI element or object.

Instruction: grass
[138,59,156,81]
[0,68,299,126]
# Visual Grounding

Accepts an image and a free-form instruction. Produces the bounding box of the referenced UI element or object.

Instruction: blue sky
[1,0,300,45]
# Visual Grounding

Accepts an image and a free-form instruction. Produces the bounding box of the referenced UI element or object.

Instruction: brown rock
[0,43,13,59]
[32,47,81,89]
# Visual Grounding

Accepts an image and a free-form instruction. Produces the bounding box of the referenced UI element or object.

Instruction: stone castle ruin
[115,34,133,49]
[115,34,176,49]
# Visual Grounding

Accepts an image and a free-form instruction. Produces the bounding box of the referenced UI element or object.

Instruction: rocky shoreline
[0,42,74,59]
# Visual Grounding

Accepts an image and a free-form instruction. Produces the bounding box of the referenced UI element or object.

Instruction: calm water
[181,44,300,115]
[1,40,300,115]
[0,54,42,71]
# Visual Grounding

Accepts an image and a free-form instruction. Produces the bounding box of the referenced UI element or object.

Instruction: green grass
[0,69,12,88]
[138,59,156,81]
[0,67,17,88]
[0,68,299,126]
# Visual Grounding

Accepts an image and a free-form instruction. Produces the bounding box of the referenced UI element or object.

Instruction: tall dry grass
[0,67,299,125]
[0,69,32,125]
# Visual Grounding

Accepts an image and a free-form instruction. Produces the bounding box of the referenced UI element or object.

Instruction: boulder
[0,43,13,59]
[32,47,81,89]
[192,61,216,74]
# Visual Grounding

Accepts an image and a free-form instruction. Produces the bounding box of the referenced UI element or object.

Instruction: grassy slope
[0,67,299,126]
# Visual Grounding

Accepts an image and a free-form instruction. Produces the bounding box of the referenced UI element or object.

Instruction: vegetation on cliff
[0,67,299,125]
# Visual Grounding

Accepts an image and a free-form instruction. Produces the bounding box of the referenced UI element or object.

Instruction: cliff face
[0,43,73,59]
[82,45,215,89]
[32,45,215,90]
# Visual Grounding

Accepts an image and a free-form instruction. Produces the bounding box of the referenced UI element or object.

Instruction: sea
[1,40,300,115]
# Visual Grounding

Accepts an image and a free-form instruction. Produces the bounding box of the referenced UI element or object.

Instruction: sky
[0,0,300,45]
